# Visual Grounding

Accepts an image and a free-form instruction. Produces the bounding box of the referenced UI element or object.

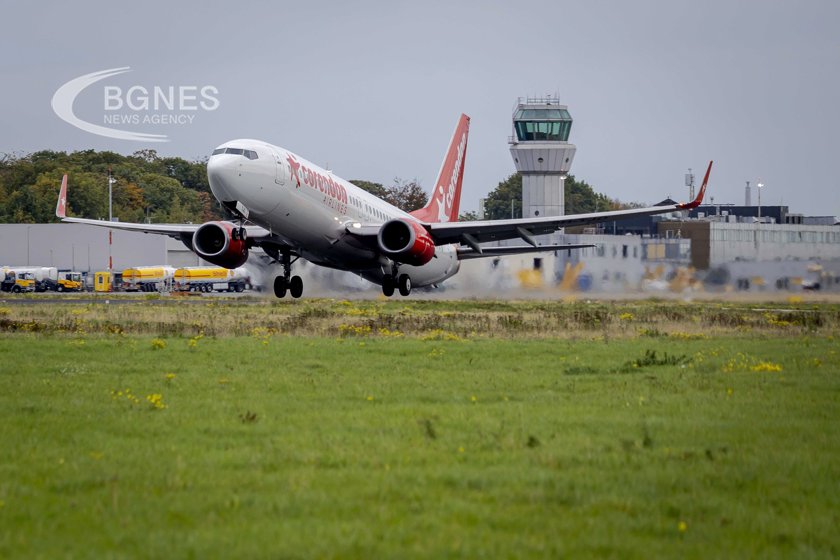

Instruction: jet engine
[377,219,435,266]
[193,221,249,268]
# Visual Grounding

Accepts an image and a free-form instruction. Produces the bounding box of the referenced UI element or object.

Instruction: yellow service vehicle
[56,271,84,292]
[174,266,249,293]
[121,266,175,292]
[1,270,36,293]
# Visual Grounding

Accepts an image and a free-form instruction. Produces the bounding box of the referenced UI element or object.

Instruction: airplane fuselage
[207,139,460,287]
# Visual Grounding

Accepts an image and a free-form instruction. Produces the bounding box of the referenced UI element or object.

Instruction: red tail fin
[411,114,470,223]
[56,174,68,218]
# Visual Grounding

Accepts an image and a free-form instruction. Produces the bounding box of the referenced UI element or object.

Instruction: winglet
[56,174,68,218]
[677,161,713,210]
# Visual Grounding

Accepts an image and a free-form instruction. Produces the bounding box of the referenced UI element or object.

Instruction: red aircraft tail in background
[411,114,470,223]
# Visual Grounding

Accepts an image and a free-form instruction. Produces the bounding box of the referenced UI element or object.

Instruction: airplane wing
[425,161,712,246]
[55,174,272,241]
[456,243,594,260]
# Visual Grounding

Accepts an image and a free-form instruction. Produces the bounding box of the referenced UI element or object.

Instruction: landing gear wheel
[238,228,247,241]
[288,275,303,299]
[398,274,411,297]
[273,276,287,298]
[382,275,395,297]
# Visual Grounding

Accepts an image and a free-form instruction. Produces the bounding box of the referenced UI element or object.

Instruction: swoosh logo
[51,67,169,143]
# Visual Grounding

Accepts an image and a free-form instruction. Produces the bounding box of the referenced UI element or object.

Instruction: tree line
[479,172,638,221]
[0,149,627,224]
[0,149,219,224]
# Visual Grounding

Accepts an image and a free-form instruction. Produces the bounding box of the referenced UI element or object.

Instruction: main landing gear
[231,216,248,242]
[381,269,411,297]
[273,250,303,299]
[231,227,247,241]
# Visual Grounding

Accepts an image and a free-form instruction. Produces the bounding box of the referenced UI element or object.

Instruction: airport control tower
[509,97,576,218]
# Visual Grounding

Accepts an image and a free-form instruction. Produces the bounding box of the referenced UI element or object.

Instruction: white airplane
[56,114,712,298]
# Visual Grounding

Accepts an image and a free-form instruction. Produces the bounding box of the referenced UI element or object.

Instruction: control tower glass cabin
[509,98,577,218]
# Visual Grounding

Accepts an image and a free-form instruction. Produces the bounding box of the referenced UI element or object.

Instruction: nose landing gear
[272,249,303,299]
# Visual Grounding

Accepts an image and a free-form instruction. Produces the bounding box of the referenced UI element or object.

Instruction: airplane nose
[207,155,237,202]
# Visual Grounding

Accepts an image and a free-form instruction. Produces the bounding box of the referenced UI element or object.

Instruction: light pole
[757,181,764,222]
[107,169,115,283]
[756,181,764,256]
[108,167,115,222]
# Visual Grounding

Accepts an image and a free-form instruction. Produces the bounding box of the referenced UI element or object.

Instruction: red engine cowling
[377,219,435,266]
[192,221,249,268]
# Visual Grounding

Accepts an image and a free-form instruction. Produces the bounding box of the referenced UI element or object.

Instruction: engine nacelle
[192,221,249,269]
[377,219,435,266]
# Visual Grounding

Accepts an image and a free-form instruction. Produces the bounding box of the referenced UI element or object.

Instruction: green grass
[1,324,839,558]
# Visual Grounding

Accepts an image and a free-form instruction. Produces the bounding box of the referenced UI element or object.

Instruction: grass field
[1,297,839,558]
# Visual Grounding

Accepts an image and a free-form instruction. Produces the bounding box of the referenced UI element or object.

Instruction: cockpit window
[211,147,259,159]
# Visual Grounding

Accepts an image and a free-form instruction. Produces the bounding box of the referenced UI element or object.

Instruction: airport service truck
[174,266,250,292]
[0,267,83,292]
[57,271,84,292]
[121,266,175,292]
[1,269,36,293]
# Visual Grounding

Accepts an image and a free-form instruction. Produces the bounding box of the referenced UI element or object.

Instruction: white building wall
[709,223,840,265]
[456,233,646,293]
[0,224,169,272]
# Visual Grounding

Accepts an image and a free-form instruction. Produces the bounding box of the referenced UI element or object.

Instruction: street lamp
[755,180,765,256]
[756,181,764,222]
[108,167,116,222]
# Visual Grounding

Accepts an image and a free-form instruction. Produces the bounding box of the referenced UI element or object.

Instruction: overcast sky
[2,0,838,216]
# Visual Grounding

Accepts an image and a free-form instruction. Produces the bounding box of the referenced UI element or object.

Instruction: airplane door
[273,151,286,185]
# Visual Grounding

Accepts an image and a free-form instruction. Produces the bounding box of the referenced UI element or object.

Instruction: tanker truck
[1,266,57,292]
[174,266,250,293]
[1,268,36,293]
[27,267,84,292]
[121,266,175,292]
